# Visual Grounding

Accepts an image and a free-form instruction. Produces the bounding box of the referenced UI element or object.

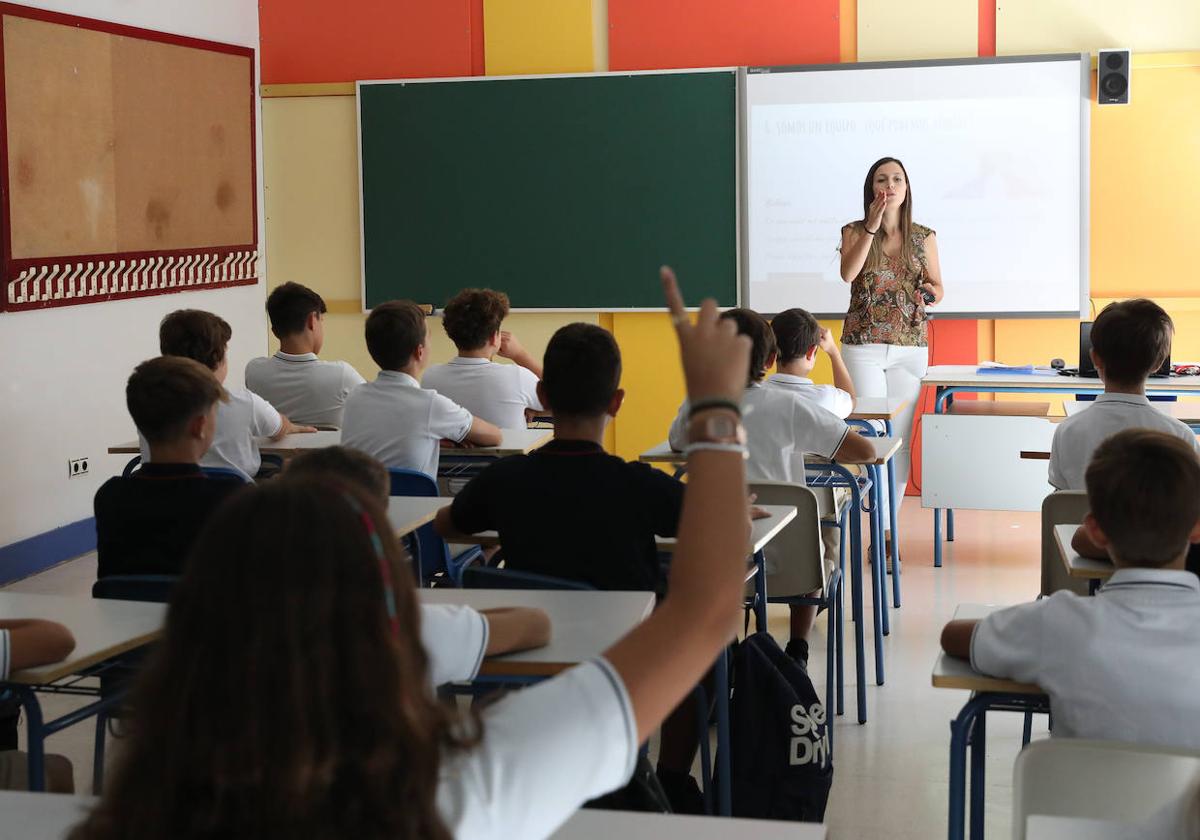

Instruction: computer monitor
[1079,321,1171,378]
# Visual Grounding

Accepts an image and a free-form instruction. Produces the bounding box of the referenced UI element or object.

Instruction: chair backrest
[462,566,594,591]
[388,468,448,584]
[1040,490,1090,597]
[92,575,178,603]
[1013,738,1200,840]
[748,481,824,598]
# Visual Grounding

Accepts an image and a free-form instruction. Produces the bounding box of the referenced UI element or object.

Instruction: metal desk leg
[948,508,956,542]
[93,711,108,794]
[715,647,732,816]
[692,682,713,815]
[849,490,867,723]
[14,686,46,792]
[969,709,987,840]
[934,508,943,568]
[836,511,847,717]
[752,549,768,632]
[947,694,989,840]
[870,464,890,640]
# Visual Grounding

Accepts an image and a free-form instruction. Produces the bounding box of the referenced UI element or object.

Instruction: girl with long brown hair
[69,267,754,840]
[838,157,944,542]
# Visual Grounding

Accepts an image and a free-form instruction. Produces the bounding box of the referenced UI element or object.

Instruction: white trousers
[839,343,929,523]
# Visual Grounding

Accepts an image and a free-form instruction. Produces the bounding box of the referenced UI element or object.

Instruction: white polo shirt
[766,373,853,420]
[422,357,543,430]
[340,370,473,477]
[245,351,365,428]
[437,657,637,839]
[139,386,281,481]
[668,382,850,483]
[1048,393,1200,490]
[971,568,1200,747]
[420,603,488,686]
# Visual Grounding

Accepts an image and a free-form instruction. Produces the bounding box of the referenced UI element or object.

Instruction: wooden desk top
[550,809,827,839]
[1054,523,1114,581]
[108,429,342,456]
[848,396,908,420]
[637,441,684,465]
[923,365,1200,392]
[931,604,1043,695]
[418,589,654,678]
[0,592,165,685]
[385,496,453,537]
[1063,399,1200,424]
[1019,450,1051,460]
[0,793,827,840]
[440,428,553,458]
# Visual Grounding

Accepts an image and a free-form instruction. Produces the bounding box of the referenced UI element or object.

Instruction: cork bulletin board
[0,4,257,311]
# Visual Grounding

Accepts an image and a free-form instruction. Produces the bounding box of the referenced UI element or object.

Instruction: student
[1048,298,1200,491]
[69,266,754,840]
[942,429,1200,748]
[97,357,244,578]
[284,445,551,684]
[245,282,365,428]
[668,307,874,663]
[149,309,315,480]
[422,288,544,428]
[0,618,76,792]
[767,307,856,417]
[341,300,501,477]
[435,321,682,592]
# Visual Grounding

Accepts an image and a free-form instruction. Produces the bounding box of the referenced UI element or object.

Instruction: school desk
[932,604,1048,840]
[921,365,1200,568]
[0,790,91,839]
[1053,523,1113,594]
[550,809,827,839]
[0,592,166,792]
[108,429,343,475]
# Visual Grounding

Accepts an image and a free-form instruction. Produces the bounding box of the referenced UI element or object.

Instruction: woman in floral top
[838,157,944,538]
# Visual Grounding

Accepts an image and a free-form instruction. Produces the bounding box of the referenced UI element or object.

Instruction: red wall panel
[609,0,840,70]
[260,0,474,84]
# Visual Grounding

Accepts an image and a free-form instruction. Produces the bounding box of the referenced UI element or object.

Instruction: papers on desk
[976,364,1035,375]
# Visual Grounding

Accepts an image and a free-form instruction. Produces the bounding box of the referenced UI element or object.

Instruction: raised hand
[818,327,837,354]
[660,265,749,404]
[498,330,523,360]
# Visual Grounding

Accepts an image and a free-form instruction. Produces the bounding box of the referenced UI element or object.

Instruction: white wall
[0,0,265,549]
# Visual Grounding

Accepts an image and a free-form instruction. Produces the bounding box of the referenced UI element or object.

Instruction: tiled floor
[4,500,1046,837]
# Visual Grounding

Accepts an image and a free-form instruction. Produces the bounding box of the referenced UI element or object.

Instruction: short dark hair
[266,282,326,339]
[771,308,822,365]
[1090,299,1173,386]
[1086,429,1200,568]
[720,308,776,383]
[159,310,232,371]
[441,289,509,351]
[365,301,427,371]
[542,323,621,418]
[127,356,227,445]
[285,446,389,504]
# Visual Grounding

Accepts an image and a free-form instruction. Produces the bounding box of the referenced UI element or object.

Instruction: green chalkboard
[358,70,738,310]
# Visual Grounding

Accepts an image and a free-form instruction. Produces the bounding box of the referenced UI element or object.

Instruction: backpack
[726,632,833,821]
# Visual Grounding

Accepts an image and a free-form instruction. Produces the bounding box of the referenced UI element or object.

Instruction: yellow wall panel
[857,0,976,61]
[1090,60,1200,297]
[997,0,1200,55]
[611,312,685,461]
[484,0,595,76]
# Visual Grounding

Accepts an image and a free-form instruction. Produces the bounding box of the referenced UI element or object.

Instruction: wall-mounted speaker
[1097,49,1130,105]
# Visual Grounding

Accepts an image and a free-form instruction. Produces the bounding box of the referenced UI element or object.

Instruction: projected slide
[744,57,1087,317]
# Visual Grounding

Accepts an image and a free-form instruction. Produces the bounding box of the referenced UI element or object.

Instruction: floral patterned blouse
[841,221,936,347]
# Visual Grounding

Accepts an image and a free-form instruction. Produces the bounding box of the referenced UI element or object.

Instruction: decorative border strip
[4,249,259,311]
[0,516,95,586]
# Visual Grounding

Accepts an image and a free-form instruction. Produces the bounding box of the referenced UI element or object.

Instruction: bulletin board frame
[0,3,259,312]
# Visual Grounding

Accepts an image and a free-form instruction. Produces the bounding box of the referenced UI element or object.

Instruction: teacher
[838,156,943,540]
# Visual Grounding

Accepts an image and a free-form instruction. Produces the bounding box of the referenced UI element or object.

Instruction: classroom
[1,1,1199,838]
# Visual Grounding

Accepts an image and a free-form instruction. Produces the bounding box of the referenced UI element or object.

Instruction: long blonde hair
[861,157,914,273]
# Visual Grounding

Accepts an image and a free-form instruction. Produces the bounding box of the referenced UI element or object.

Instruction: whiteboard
[742,55,1090,318]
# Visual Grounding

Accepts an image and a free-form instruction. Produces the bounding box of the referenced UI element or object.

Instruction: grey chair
[1041,490,1089,597]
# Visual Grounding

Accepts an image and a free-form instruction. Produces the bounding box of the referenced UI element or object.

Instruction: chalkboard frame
[356,67,741,313]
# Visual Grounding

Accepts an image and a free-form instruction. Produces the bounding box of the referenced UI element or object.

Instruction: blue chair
[461,566,594,591]
[201,466,251,482]
[388,468,482,586]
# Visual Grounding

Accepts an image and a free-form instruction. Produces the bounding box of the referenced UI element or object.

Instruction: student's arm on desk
[940,620,979,660]
[602,267,752,743]
[463,416,503,447]
[481,608,551,655]
[835,429,875,463]
[1,619,76,671]
[273,413,318,439]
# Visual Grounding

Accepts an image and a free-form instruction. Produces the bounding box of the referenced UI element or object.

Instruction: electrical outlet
[68,457,89,478]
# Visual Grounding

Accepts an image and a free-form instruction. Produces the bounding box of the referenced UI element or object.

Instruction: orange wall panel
[260,1,474,84]
[609,0,840,70]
